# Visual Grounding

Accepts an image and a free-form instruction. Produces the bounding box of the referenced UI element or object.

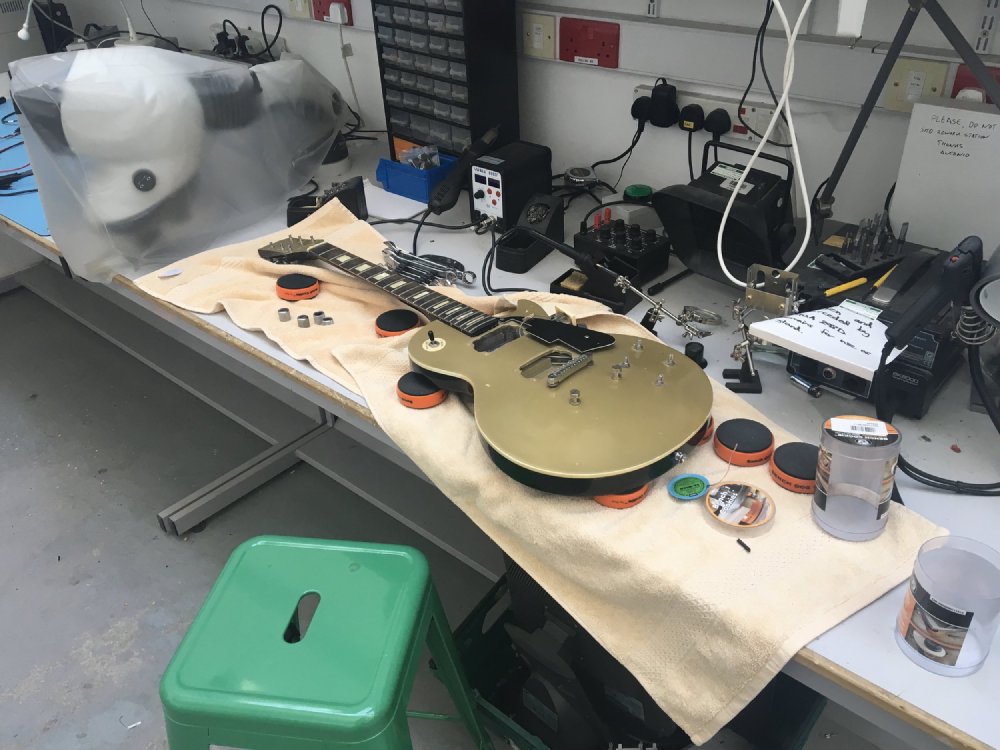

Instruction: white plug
[836,0,868,38]
[17,0,34,41]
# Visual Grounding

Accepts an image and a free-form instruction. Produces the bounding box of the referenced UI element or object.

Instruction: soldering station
[2,1,1000,749]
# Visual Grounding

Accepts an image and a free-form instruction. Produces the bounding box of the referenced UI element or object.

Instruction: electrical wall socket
[884,58,949,113]
[633,84,789,145]
[286,0,312,20]
[522,13,556,59]
[209,22,288,57]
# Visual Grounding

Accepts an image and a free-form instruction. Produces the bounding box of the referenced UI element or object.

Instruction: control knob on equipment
[474,190,485,200]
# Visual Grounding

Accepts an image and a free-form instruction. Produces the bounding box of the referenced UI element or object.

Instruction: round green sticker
[669,474,710,501]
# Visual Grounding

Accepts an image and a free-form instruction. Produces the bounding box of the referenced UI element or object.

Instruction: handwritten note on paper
[893,100,1000,253]
[749,301,903,381]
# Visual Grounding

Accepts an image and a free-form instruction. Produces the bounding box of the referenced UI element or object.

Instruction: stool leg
[425,589,494,750]
[164,718,210,749]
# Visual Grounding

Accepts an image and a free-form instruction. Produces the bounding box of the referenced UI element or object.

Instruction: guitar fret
[275,240,502,336]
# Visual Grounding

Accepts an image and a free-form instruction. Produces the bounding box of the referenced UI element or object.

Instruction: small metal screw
[656,374,665,386]
[666,354,676,367]
[622,356,631,368]
[611,365,623,380]
[633,339,644,352]
[569,389,581,406]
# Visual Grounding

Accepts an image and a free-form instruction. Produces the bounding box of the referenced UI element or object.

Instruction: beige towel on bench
[137,201,944,744]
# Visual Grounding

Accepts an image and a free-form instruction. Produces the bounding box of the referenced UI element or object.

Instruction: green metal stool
[160,536,493,750]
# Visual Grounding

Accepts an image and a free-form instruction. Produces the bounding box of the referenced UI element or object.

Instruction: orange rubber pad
[593,483,651,510]
[376,309,421,338]
[769,442,820,494]
[276,273,320,302]
[713,418,775,467]
[687,416,715,448]
[396,372,447,410]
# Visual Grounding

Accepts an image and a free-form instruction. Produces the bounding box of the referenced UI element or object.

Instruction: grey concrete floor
[0,288,885,750]
[0,289,493,750]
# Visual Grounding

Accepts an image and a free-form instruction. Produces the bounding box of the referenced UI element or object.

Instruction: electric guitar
[260,237,714,497]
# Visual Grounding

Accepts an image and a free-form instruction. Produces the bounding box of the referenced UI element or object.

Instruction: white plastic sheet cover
[10,46,349,281]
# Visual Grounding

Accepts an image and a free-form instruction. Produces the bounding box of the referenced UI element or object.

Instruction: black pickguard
[520,318,615,353]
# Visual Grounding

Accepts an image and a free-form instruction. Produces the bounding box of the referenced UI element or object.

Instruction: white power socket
[646,0,660,18]
[209,22,288,58]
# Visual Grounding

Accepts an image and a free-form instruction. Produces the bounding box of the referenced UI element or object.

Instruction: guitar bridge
[545,353,593,388]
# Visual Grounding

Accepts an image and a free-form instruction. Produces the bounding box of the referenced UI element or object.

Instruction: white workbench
[5,138,998,750]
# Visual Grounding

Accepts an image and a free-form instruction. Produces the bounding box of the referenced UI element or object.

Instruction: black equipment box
[652,143,795,285]
[287,176,367,227]
[573,220,670,287]
[789,237,962,419]
[495,194,564,273]
[471,141,552,231]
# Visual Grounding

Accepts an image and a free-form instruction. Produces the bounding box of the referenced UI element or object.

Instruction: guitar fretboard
[312,244,499,337]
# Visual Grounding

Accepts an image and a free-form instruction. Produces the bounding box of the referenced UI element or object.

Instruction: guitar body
[409,300,714,496]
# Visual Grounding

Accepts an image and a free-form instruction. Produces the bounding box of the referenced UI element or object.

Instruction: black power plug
[649,79,679,128]
[678,104,705,133]
[704,108,733,139]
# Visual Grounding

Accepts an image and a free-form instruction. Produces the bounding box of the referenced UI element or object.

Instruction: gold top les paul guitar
[260,237,714,498]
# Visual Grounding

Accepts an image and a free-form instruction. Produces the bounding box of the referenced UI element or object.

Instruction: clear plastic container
[391,6,410,24]
[896,536,1000,677]
[409,114,430,136]
[383,67,400,84]
[384,88,403,105]
[389,108,410,129]
[399,71,418,88]
[425,0,445,8]
[409,33,429,52]
[812,416,901,541]
[415,75,434,93]
[444,15,463,34]
[403,92,421,109]
[427,13,446,31]
[408,10,428,29]
[433,99,451,120]
[413,54,432,73]
[430,57,450,76]
[449,62,467,82]
[448,39,466,58]
[410,0,426,6]
[429,119,452,144]
[397,50,415,67]
[381,47,398,63]
[451,125,471,150]
[428,36,448,55]
[443,0,463,11]
[450,104,469,124]
[376,26,394,45]
[432,79,451,98]
[450,84,468,103]
[418,96,435,113]
[373,4,392,24]
[394,29,411,49]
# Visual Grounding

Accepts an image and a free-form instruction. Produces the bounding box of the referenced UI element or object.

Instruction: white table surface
[24,138,1000,749]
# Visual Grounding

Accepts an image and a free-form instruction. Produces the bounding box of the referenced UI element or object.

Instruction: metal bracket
[744,264,799,318]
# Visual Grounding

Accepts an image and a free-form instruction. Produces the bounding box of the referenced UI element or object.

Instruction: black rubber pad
[715,418,773,454]
[377,309,420,334]
[397,371,441,398]
[772,442,819,480]
[277,273,319,291]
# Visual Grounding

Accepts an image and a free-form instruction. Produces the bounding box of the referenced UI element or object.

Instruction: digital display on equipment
[474,174,486,184]
[488,178,501,188]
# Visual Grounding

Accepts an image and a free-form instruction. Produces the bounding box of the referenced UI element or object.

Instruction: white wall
[67,0,994,223]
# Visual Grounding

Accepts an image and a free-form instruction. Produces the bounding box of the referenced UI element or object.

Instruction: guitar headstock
[259,236,326,265]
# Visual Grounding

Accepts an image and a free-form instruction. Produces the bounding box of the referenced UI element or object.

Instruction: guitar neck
[311,243,499,337]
